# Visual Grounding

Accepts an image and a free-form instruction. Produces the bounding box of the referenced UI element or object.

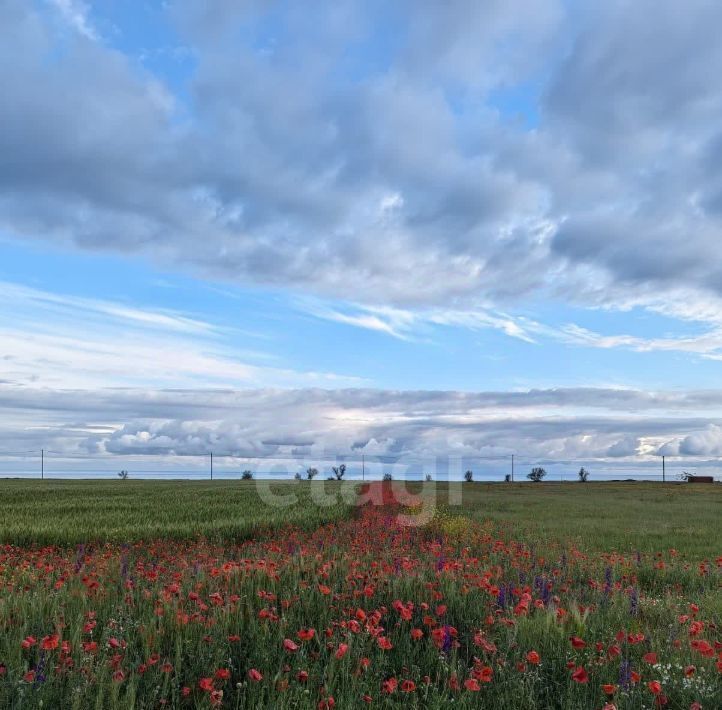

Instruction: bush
[578,467,590,482]
[117,470,129,480]
[241,470,254,480]
[527,467,546,482]
[306,467,319,480]
[382,473,393,482]
[425,474,433,482]
[331,464,346,481]
[464,469,473,482]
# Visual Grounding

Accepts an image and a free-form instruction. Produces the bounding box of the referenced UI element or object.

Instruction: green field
[0,479,355,545]
[0,479,719,557]
[428,481,722,558]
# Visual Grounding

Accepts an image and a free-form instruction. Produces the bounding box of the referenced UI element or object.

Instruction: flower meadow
[0,483,720,709]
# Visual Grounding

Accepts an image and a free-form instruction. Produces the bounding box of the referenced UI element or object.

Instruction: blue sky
[3,0,722,476]
[3,233,716,395]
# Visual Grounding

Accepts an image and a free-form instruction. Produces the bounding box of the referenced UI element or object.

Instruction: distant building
[686,475,715,483]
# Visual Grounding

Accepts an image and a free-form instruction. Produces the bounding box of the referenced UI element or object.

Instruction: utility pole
[362,454,365,481]
[511,454,514,482]
[662,455,665,483]
[41,448,44,480]
[210,452,213,481]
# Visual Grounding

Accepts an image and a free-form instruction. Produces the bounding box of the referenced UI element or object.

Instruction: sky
[3,0,722,479]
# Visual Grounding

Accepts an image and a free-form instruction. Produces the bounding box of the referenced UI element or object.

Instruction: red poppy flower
[248,669,263,682]
[283,638,299,653]
[199,678,214,692]
[647,681,662,696]
[334,643,348,660]
[464,678,480,691]
[41,634,60,651]
[569,636,586,649]
[401,680,416,692]
[571,667,589,683]
[526,650,540,665]
[473,665,493,682]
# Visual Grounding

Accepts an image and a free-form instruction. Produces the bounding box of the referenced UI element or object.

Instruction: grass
[0,479,720,557]
[411,481,722,558]
[0,479,356,546]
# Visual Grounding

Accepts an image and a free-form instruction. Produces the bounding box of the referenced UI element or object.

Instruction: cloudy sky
[3,0,722,477]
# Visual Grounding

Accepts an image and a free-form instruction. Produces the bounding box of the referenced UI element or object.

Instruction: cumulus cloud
[1,385,721,467]
[680,431,719,456]
[3,0,722,325]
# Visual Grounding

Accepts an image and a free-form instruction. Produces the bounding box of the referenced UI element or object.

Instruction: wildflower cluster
[0,483,719,708]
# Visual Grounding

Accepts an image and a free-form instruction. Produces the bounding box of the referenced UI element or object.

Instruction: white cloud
[0,385,720,473]
[0,281,363,390]
[48,0,98,40]
[298,298,542,343]
[5,0,722,333]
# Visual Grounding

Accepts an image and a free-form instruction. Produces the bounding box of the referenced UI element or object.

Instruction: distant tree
[294,471,302,480]
[306,467,319,480]
[241,469,254,480]
[527,467,546,482]
[425,473,433,482]
[331,464,346,481]
[118,470,129,480]
[464,469,474,483]
[678,471,692,482]
[383,472,393,482]
[578,467,590,483]
[504,474,511,483]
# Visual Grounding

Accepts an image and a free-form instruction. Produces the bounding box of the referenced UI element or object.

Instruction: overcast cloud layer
[3,1,722,473]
